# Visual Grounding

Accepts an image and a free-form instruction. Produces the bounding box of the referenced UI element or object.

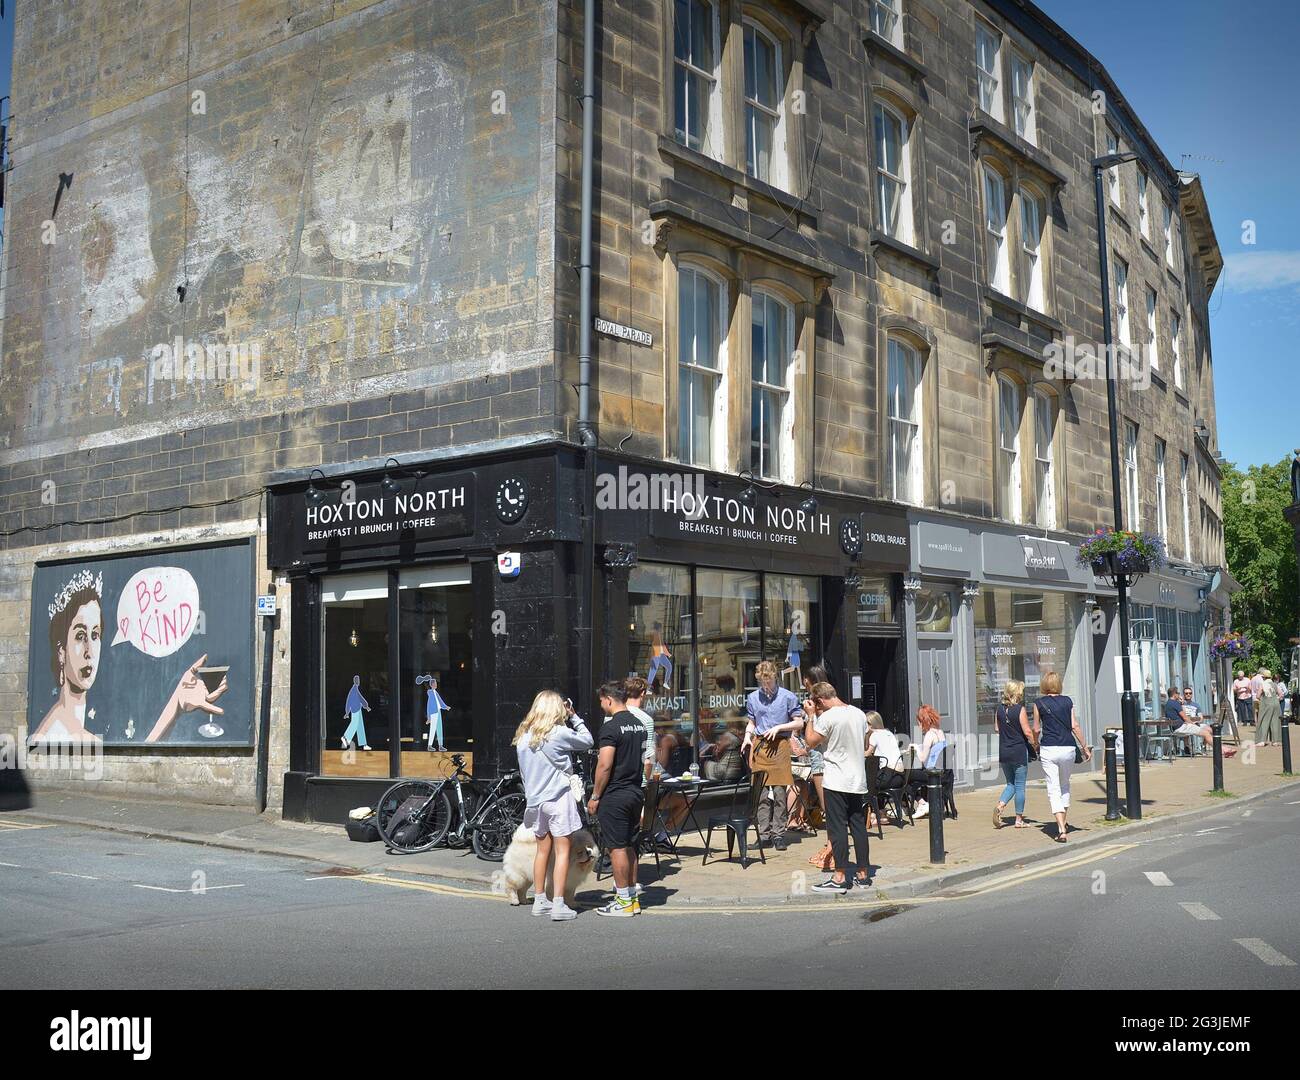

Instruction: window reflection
[322,574,390,777]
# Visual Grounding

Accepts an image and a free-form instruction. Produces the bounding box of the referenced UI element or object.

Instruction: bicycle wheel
[471,793,526,861]
[376,780,453,853]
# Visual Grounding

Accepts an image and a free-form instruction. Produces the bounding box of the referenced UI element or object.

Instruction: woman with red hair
[906,705,948,819]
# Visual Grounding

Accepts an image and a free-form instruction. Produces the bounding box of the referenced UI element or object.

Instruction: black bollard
[1103,730,1120,820]
[1211,723,1224,793]
[1283,713,1293,775]
[926,768,945,865]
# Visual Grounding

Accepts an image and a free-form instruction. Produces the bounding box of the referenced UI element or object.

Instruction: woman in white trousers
[1032,670,1091,843]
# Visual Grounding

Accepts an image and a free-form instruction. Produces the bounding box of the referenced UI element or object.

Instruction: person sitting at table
[700,721,745,783]
[1164,685,1216,756]
[866,711,903,827]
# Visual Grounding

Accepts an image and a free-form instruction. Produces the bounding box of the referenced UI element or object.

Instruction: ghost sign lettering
[113,567,200,657]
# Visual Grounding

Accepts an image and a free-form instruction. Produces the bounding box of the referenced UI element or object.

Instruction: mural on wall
[26,542,255,747]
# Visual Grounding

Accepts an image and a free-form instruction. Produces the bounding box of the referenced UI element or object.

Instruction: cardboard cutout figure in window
[417,674,450,751]
[31,568,229,745]
[647,621,673,690]
[342,675,372,750]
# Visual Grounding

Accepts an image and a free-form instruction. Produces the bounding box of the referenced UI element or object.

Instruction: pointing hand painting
[144,653,229,743]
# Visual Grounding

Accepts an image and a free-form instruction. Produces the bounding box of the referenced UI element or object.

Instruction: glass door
[321,572,390,777]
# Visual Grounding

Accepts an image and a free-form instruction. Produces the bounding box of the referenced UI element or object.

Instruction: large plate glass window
[322,573,390,777]
[763,574,820,693]
[629,563,695,776]
[398,565,473,777]
[696,569,762,775]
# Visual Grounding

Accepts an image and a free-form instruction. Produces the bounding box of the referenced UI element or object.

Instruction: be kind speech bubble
[112,567,200,657]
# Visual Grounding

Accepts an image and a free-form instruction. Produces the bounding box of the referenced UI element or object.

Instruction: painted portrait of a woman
[29,568,230,745]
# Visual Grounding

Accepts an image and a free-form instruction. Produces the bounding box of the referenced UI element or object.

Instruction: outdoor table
[1139,720,1173,761]
[655,776,718,852]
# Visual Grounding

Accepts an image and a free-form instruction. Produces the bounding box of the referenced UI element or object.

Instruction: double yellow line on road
[336,841,1139,916]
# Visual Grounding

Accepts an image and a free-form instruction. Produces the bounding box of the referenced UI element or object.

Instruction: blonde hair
[865,711,885,729]
[756,660,778,680]
[512,690,569,750]
[1040,671,1063,695]
[1001,679,1025,705]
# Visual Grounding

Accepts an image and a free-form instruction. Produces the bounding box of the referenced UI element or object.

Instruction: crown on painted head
[48,569,103,620]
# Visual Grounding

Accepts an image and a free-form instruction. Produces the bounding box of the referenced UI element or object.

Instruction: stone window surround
[660,0,817,201]
[876,313,937,508]
[865,75,939,271]
[975,150,1058,317]
[658,219,820,484]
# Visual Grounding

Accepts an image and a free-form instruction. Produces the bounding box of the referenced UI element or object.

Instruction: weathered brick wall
[0,0,563,803]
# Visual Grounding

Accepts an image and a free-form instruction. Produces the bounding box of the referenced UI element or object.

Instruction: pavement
[4,741,1297,904]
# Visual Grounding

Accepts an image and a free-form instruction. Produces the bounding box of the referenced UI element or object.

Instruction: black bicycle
[375,754,525,860]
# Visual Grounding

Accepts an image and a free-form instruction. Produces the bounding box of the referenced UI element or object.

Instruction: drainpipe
[575,0,598,729]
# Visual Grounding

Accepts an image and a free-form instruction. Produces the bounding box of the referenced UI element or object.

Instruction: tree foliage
[1221,458,1299,676]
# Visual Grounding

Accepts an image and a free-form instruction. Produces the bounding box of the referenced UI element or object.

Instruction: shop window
[322,573,391,777]
[1157,605,1179,641]
[696,569,762,773]
[763,573,820,692]
[750,289,794,481]
[857,575,897,629]
[674,0,723,160]
[397,566,473,776]
[629,563,696,776]
[914,587,953,634]
[974,588,1079,768]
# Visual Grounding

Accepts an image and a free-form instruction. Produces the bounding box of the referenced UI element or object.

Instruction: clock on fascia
[839,516,863,558]
[494,478,529,524]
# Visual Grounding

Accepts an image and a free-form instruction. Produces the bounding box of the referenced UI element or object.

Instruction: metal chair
[875,750,914,826]
[863,756,889,839]
[702,770,768,868]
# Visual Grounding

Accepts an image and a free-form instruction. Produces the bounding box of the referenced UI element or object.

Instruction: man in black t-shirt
[587,681,646,917]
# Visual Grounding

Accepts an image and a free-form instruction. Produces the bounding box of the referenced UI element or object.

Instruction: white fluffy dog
[502,824,599,908]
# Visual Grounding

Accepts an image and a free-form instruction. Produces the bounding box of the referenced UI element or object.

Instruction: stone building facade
[0,0,1228,816]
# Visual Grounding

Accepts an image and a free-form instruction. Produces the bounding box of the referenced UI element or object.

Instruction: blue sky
[0,4,1291,469]
[1037,0,1300,472]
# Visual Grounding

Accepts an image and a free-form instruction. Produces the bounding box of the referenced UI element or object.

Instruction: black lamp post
[1092,150,1143,818]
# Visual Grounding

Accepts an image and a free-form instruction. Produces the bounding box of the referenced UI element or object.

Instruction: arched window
[1033,388,1056,529]
[983,163,1010,294]
[674,0,722,160]
[996,374,1022,523]
[743,20,785,187]
[750,290,794,481]
[886,337,923,505]
[677,264,727,468]
[873,101,912,244]
[1018,183,1045,311]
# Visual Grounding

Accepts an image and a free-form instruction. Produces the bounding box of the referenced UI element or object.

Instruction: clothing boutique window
[629,563,819,775]
[322,573,390,776]
[750,290,793,481]
[398,566,473,774]
[974,587,1080,768]
[678,265,726,469]
[743,21,784,186]
[886,337,922,505]
[674,0,721,159]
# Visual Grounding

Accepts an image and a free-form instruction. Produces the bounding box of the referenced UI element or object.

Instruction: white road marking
[1194,826,1229,835]
[48,871,98,880]
[1242,809,1254,818]
[131,883,246,894]
[132,884,188,893]
[1144,871,1174,886]
[0,861,24,867]
[1179,902,1220,921]
[1235,939,1296,966]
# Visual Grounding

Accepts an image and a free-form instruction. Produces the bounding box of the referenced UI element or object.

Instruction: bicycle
[375,754,525,860]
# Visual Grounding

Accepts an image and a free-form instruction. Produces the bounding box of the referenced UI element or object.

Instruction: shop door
[918,642,954,743]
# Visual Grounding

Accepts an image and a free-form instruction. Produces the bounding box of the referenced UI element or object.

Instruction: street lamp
[1091,150,1143,818]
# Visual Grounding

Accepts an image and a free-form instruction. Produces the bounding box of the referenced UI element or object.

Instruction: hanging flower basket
[1209,631,1253,662]
[1077,528,1165,586]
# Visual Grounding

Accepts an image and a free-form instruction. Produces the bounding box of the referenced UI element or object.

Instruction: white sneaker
[531,895,553,917]
[913,799,929,819]
[550,899,577,921]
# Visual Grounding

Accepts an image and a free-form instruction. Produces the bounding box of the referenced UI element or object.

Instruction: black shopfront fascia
[268,443,586,823]
[591,453,911,705]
